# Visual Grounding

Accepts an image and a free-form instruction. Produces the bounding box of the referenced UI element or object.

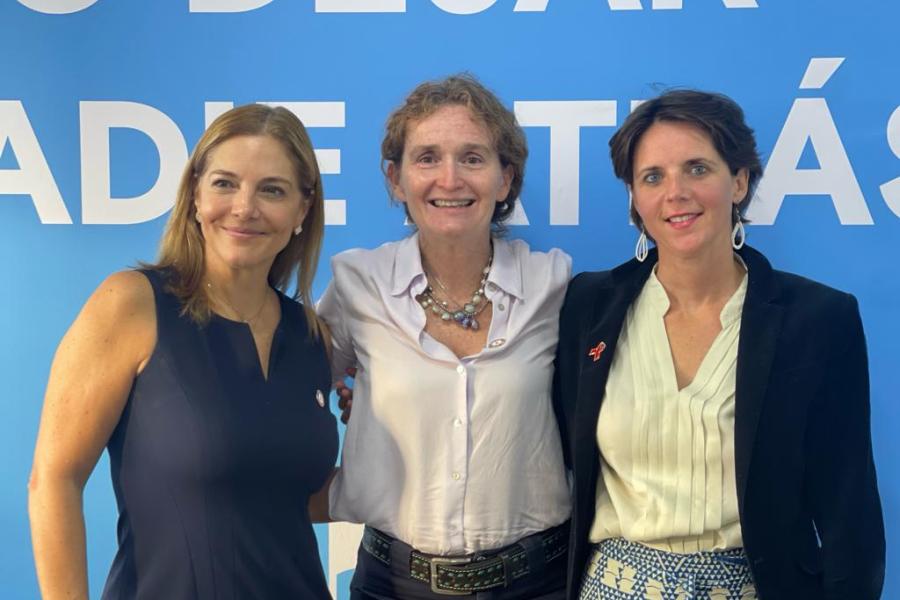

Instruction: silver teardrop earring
[630,188,649,262]
[635,226,649,262]
[731,206,745,250]
[294,223,303,236]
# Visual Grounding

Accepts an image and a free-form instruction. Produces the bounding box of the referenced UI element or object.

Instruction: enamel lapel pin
[588,341,607,362]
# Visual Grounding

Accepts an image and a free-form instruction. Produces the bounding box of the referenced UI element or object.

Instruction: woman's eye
[462,154,484,166]
[211,178,235,189]
[690,164,708,176]
[417,153,436,165]
[261,185,285,197]
[643,172,661,185]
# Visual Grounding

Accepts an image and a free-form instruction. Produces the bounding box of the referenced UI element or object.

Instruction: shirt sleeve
[317,278,357,385]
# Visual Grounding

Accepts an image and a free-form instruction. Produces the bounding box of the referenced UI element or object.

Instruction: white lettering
[80,102,188,225]
[204,101,346,128]
[799,57,845,90]
[20,0,761,13]
[655,0,757,6]
[431,0,497,14]
[608,0,757,8]
[204,101,348,225]
[0,101,71,224]
[189,0,273,12]
[512,0,547,10]
[880,106,900,217]
[608,0,642,10]
[747,98,872,225]
[515,100,617,225]
[315,0,404,12]
[17,0,99,14]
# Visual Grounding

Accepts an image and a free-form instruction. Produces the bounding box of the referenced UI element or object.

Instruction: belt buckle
[429,556,472,596]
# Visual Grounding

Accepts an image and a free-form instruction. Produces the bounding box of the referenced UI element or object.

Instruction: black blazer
[552,245,885,600]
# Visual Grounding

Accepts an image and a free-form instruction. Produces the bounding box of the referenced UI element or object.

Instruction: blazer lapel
[573,255,655,499]
[734,246,783,510]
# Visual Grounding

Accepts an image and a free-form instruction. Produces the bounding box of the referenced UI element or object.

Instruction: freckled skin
[630,121,747,263]
[195,135,308,277]
[389,105,512,246]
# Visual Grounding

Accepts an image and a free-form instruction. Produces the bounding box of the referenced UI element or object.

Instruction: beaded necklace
[417,251,493,331]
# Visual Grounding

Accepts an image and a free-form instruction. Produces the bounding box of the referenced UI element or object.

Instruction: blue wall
[1,1,896,597]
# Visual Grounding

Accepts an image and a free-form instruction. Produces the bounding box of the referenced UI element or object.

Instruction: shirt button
[453,418,462,428]
[487,283,497,292]
[451,472,461,480]
[498,303,506,311]
[456,365,465,375]
[489,338,506,348]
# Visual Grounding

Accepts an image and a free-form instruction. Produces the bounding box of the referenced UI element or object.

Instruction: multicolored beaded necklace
[417,251,493,330]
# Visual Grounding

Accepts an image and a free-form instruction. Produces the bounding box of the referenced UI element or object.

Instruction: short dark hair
[609,89,762,228]
[381,73,527,227]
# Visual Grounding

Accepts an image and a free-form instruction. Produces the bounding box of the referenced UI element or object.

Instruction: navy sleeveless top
[101,269,338,600]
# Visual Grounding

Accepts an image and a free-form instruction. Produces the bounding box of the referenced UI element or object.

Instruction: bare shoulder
[91,270,155,315]
[35,270,158,484]
[73,270,157,372]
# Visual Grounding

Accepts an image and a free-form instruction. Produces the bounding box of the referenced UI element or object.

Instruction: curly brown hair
[381,74,527,227]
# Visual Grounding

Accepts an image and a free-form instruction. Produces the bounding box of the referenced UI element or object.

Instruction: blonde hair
[148,104,325,337]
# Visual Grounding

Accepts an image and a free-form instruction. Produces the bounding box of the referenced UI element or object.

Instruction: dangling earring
[635,226,649,262]
[630,188,649,262]
[294,223,303,236]
[731,206,745,250]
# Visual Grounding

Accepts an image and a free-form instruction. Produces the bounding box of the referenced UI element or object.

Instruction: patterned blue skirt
[578,538,758,600]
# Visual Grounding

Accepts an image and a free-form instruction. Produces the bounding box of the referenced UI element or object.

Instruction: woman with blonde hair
[28,104,338,600]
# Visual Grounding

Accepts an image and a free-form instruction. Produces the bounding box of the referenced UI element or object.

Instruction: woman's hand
[335,367,356,424]
[28,271,155,600]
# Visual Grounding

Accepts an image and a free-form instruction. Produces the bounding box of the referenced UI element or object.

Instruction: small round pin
[316,389,325,407]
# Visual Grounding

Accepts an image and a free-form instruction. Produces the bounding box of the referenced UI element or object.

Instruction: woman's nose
[231,187,258,218]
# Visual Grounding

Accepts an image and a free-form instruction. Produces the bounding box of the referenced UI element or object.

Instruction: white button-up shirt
[318,234,572,555]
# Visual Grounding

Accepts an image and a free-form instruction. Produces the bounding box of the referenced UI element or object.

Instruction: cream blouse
[590,266,748,553]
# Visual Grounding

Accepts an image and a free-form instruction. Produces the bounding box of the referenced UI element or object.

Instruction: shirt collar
[391,232,426,296]
[485,237,523,300]
[643,254,748,326]
[389,233,524,300]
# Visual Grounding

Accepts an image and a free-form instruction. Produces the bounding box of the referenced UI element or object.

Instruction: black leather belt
[361,523,569,596]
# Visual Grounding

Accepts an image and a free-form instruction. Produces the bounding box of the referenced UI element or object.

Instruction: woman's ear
[386,161,406,203]
[733,167,749,204]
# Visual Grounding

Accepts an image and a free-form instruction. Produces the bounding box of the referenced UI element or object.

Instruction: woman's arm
[806,293,885,600]
[28,271,155,600]
[308,468,338,523]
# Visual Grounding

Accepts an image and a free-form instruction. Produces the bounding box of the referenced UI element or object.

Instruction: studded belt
[361,522,569,596]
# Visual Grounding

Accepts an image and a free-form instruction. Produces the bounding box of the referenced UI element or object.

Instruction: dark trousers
[349,530,567,600]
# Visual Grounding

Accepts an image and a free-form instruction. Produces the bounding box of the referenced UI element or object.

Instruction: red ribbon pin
[588,341,607,362]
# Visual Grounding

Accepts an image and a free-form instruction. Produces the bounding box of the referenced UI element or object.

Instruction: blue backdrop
[1,1,896,597]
